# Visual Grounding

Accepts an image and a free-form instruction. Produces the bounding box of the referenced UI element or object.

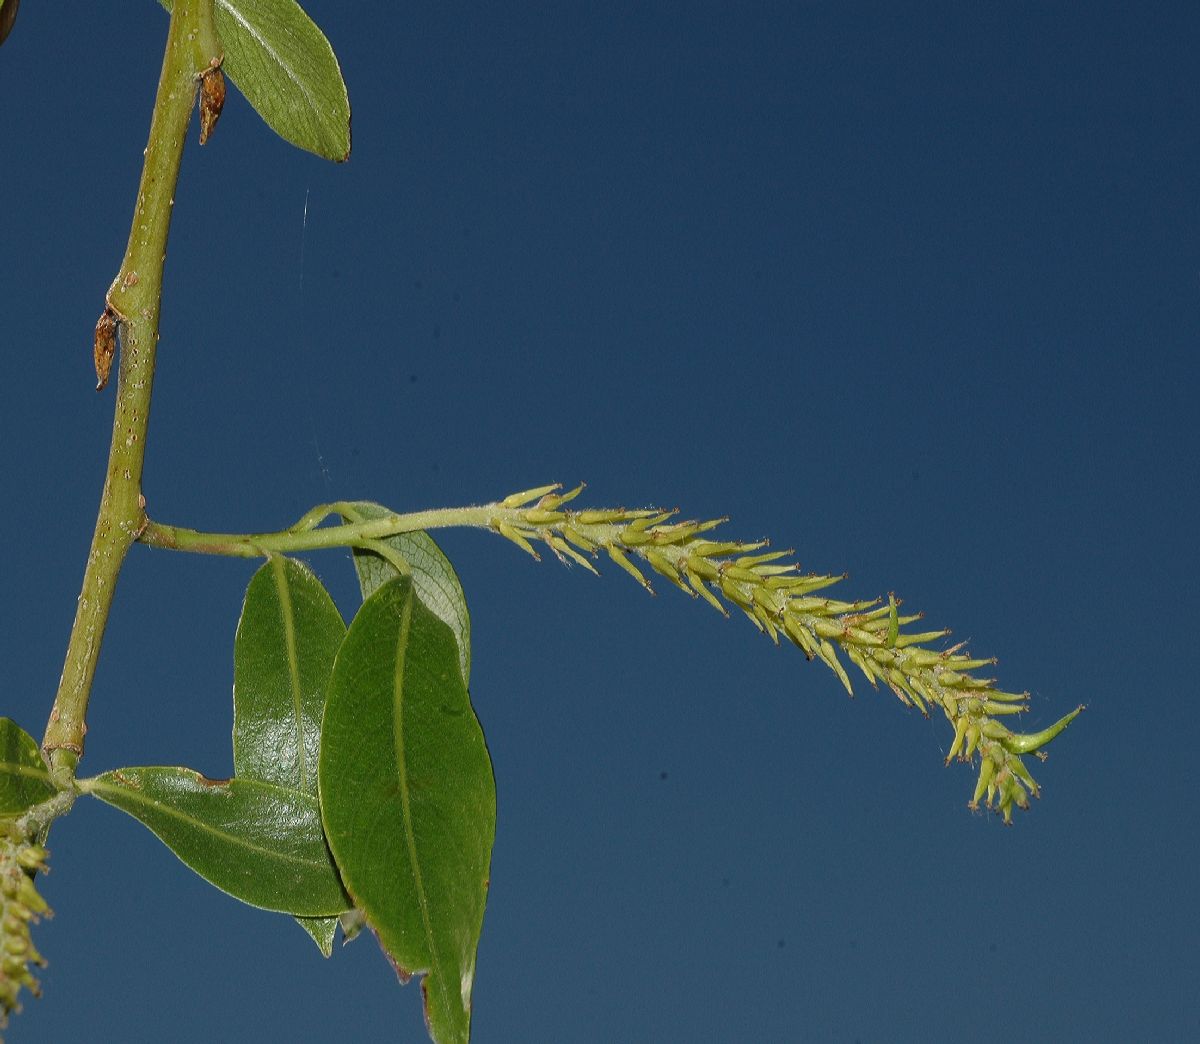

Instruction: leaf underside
[344,501,472,687]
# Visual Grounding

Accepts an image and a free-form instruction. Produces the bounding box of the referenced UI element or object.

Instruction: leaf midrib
[389,587,452,1018]
[90,775,328,871]
[271,556,307,788]
[219,0,323,114]
[0,761,54,788]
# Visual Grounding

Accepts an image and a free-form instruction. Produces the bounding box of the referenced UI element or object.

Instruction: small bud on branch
[198,63,226,145]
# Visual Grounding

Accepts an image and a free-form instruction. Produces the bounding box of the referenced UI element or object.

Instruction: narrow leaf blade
[320,578,495,1044]
[88,768,348,916]
[234,556,346,792]
[0,718,54,814]
[159,0,351,161]
[344,501,472,686]
[233,556,349,948]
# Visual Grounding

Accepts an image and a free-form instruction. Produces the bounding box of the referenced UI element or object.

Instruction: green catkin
[499,484,1083,822]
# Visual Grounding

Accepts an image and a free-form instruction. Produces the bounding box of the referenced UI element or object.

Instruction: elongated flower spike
[490,483,1083,821]
[0,826,51,1031]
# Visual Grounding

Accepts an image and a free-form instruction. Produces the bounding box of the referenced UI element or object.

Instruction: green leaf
[234,556,348,950]
[159,0,351,161]
[343,501,472,686]
[320,577,495,1044]
[0,718,54,815]
[87,768,348,916]
[234,557,345,793]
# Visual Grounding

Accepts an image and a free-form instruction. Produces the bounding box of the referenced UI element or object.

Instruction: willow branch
[139,482,1082,821]
[41,2,223,780]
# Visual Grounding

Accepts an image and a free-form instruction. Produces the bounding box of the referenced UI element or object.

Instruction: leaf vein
[271,556,307,787]
[218,0,320,113]
[92,778,327,871]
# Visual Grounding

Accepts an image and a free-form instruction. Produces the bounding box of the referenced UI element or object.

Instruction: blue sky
[1,3,1196,1040]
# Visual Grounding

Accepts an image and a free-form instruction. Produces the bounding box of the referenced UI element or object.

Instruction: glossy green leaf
[159,0,351,161]
[87,768,348,916]
[234,556,348,950]
[320,577,495,1044]
[234,556,345,792]
[0,718,54,815]
[343,501,472,686]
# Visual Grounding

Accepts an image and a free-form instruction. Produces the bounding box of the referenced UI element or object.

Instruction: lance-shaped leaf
[342,501,472,686]
[320,577,495,1044]
[234,556,345,793]
[234,555,348,952]
[0,718,54,815]
[159,0,351,161]
[86,768,349,916]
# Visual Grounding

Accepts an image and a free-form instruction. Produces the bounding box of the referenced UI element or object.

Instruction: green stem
[17,790,77,845]
[139,504,505,558]
[42,2,221,782]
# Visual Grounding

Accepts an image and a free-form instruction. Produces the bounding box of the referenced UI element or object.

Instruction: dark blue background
[2,3,1196,1040]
